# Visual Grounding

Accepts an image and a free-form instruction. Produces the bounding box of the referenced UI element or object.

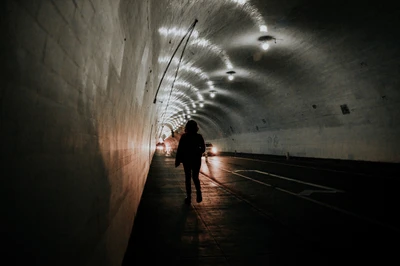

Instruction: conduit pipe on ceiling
[153,19,198,104]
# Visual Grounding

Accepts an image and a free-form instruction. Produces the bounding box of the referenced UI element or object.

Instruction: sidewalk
[122,153,332,265]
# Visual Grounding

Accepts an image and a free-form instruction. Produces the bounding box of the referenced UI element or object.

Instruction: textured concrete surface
[2,0,400,265]
[2,0,155,265]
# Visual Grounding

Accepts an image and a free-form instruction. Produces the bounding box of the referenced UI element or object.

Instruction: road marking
[225,169,272,187]
[298,190,338,196]
[225,156,372,177]
[234,169,344,193]
[203,164,400,233]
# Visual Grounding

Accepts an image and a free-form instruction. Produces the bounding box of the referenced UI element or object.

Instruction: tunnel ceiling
[153,0,399,140]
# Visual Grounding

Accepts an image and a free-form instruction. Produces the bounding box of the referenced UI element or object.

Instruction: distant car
[156,142,165,151]
[204,143,217,156]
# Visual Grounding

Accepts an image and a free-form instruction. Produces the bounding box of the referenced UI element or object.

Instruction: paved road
[123,153,400,265]
[200,155,400,251]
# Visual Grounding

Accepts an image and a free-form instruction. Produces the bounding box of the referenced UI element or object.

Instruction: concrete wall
[210,124,400,162]
[2,0,158,265]
[2,0,400,266]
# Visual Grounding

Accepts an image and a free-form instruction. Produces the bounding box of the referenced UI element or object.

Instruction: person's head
[184,120,199,134]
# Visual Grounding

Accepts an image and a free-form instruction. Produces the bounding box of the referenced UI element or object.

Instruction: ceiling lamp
[226,70,236,81]
[258,35,276,51]
[200,103,204,107]
[210,92,216,98]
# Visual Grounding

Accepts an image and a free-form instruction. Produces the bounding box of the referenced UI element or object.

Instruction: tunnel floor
[122,153,399,265]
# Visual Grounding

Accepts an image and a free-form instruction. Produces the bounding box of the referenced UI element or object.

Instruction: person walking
[175,120,206,204]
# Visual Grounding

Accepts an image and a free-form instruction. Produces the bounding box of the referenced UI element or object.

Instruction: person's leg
[192,158,202,203]
[183,163,192,203]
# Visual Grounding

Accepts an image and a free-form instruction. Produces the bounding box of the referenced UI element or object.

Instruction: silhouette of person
[175,120,206,204]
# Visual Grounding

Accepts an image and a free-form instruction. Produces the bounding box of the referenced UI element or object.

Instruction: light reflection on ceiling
[157,0,269,139]
[189,38,234,69]
[229,0,267,32]
[158,27,200,38]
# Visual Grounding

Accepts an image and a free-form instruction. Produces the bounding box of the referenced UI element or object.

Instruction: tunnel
[2,0,400,265]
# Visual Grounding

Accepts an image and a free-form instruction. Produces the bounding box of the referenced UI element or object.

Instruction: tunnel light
[232,0,247,4]
[261,42,270,50]
[226,70,236,81]
[210,92,216,98]
[260,25,268,32]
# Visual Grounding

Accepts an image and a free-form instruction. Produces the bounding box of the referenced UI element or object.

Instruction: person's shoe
[196,192,202,203]
[184,197,191,204]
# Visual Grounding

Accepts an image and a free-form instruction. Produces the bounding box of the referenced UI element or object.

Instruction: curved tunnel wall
[2,0,400,266]
[3,0,160,265]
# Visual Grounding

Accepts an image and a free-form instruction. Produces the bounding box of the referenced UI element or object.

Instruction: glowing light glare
[188,115,191,118]
[210,92,216,98]
[261,42,270,50]
[260,25,268,32]
[228,75,234,81]
[156,145,164,150]
[192,103,196,108]
[158,57,180,65]
[197,93,204,101]
[229,0,266,32]
[190,38,234,70]
[233,0,247,4]
[180,64,209,80]
[200,103,204,107]
[158,27,199,38]
[193,110,196,113]
[207,81,213,85]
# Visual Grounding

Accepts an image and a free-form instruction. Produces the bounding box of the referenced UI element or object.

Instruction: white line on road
[227,156,372,177]
[209,165,399,233]
[298,190,338,196]
[234,169,344,193]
